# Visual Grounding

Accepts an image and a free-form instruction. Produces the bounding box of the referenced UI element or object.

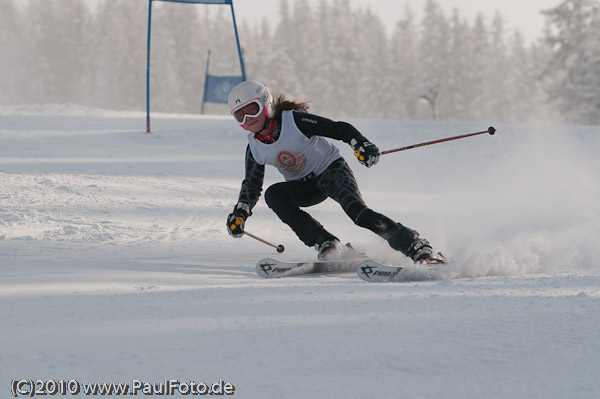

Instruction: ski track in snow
[1,105,600,398]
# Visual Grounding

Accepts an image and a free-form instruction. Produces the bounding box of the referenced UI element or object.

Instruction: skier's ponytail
[272,94,310,119]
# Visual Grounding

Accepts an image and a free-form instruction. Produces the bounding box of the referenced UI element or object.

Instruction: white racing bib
[248,110,340,181]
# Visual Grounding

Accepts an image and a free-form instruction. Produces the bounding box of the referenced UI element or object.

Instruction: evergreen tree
[151,3,184,112]
[418,0,451,119]
[355,8,389,118]
[505,30,551,123]
[389,4,420,119]
[445,9,472,120]
[321,0,359,116]
[463,13,491,121]
[307,0,335,114]
[543,0,600,124]
[273,0,292,54]
[486,12,510,122]
[22,0,60,103]
[289,0,318,101]
[93,0,147,111]
[170,2,206,113]
[527,35,555,122]
[241,18,274,83]
[266,0,302,98]
[207,6,241,76]
[0,0,23,103]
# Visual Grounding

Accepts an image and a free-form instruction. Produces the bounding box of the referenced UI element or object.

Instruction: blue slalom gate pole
[145,0,153,134]
[229,1,246,80]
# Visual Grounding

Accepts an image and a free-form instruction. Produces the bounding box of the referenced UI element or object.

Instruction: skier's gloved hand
[351,139,380,168]
[227,202,250,238]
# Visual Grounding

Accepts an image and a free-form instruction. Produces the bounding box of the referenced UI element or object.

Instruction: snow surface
[1,105,600,398]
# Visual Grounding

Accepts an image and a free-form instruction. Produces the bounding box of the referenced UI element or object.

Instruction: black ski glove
[227,202,251,238]
[351,138,380,168]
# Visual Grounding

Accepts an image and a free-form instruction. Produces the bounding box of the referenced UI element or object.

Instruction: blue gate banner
[204,75,244,103]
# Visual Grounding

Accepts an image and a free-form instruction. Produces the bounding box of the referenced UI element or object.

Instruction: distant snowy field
[1,105,599,398]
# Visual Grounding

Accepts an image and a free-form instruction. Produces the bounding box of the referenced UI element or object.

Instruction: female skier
[226,80,445,264]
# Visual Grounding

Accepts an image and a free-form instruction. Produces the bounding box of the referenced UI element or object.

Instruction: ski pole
[380,126,496,156]
[244,230,285,253]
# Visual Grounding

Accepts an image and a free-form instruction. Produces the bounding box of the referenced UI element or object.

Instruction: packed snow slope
[1,105,600,399]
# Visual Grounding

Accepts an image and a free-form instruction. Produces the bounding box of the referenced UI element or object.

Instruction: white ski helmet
[228,80,274,127]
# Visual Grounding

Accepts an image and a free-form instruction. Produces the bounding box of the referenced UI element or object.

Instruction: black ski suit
[236,110,419,256]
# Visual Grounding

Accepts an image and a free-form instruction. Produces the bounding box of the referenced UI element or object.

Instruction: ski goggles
[231,99,264,124]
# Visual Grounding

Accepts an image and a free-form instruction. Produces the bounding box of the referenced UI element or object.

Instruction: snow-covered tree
[543,0,600,124]
[93,0,147,111]
[169,3,206,113]
[21,0,61,102]
[418,0,451,119]
[241,18,274,83]
[0,0,23,103]
[288,0,318,101]
[462,13,491,121]
[486,12,511,122]
[151,3,184,113]
[354,8,389,118]
[389,4,420,119]
[444,9,472,120]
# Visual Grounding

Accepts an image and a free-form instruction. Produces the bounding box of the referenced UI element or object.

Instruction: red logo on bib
[276,151,306,173]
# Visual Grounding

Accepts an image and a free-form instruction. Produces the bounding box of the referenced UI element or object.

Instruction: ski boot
[407,238,448,266]
[316,238,346,261]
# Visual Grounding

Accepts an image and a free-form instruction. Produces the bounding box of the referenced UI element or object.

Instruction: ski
[357,258,448,283]
[256,257,365,278]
